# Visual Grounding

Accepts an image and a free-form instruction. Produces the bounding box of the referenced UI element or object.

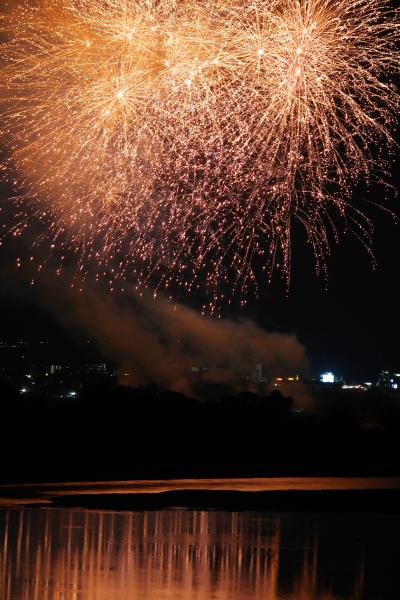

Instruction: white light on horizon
[321,371,335,384]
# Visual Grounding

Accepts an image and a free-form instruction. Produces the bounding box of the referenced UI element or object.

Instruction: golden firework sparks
[0,0,399,305]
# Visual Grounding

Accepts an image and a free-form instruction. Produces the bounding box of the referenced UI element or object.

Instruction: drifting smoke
[37,284,308,396]
[0,211,308,398]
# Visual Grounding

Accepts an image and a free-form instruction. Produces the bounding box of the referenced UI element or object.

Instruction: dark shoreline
[49,489,400,513]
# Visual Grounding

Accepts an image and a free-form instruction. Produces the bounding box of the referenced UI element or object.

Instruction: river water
[1,506,399,600]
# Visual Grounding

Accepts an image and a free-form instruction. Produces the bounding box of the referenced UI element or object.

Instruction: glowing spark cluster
[0,0,399,303]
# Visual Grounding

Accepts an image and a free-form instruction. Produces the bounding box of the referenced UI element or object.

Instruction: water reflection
[0,508,399,600]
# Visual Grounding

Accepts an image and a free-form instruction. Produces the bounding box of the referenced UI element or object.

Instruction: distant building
[85,363,108,373]
[377,370,400,390]
[253,363,268,384]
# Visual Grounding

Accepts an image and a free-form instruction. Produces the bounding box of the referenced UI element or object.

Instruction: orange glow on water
[0,508,368,600]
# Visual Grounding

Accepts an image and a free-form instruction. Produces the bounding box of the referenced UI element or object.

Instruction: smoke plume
[37,283,308,396]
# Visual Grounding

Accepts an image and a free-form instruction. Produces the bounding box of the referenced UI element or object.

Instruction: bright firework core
[0,0,399,301]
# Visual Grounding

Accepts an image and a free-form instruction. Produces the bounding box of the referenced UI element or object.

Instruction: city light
[320,372,335,384]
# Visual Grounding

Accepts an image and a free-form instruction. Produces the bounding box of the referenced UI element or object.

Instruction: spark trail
[0,0,399,307]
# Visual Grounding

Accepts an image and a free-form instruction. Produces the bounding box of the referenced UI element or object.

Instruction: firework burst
[0,0,399,306]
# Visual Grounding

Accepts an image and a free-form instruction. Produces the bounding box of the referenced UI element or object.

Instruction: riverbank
[5,488,396,513]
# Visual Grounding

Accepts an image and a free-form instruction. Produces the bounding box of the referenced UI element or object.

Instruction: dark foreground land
[1,379,400,483]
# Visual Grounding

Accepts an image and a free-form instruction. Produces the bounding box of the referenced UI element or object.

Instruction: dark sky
[247,208,400,380]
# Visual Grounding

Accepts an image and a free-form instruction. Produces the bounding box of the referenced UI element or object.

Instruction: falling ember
[0,0,399,299]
